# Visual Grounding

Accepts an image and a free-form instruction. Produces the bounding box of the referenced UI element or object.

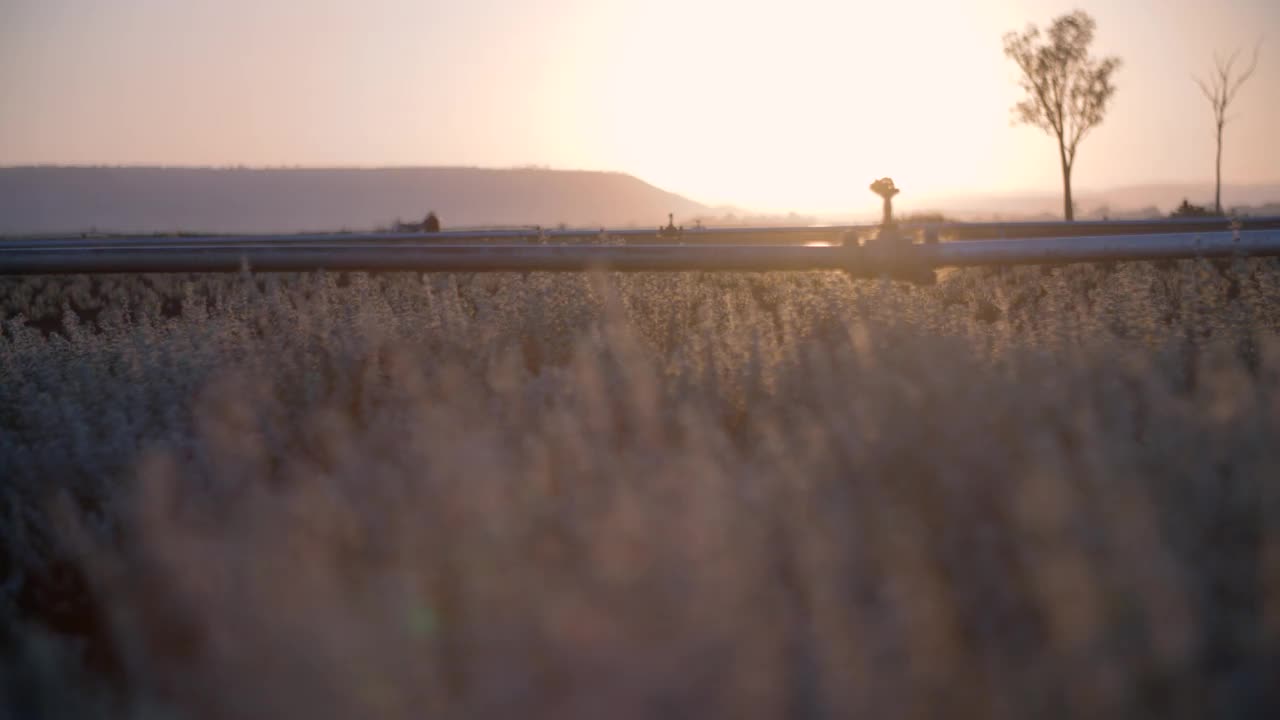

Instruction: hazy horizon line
[5,164,1279,220]
[7,163,1279,188]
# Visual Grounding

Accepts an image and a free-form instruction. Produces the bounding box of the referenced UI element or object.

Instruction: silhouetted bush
[1171,199,1223,218]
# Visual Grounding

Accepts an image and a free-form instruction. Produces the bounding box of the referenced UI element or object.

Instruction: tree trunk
[1059,140,1074,222]
[1215,120,1224,215]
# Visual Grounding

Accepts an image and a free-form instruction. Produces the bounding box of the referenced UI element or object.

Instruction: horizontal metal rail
[0,226,856,250]
[1,230,1277,275]
[4,216,1278,249]
[923,230,1280,266]
[918,215,1280,240]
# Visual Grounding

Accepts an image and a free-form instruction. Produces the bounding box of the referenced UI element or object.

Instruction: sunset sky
[2,0,1276,214]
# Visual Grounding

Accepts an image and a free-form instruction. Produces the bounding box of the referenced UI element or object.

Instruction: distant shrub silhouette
[1171,198,1222,218]
[391,212,442,233]
[898,211,951,225]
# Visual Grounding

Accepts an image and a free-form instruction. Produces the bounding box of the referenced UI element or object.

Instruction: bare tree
[1004,11,1121,221]
[1195,42,1261,215]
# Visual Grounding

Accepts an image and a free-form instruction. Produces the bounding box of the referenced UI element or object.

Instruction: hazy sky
[2,0,1276,213]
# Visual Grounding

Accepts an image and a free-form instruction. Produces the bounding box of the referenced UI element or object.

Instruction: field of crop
[3,259,1280,718]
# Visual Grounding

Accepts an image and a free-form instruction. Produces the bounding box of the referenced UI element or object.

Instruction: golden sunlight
[574,0,1013,214]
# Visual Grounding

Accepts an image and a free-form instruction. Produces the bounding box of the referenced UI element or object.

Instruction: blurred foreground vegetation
[2,259,1280,718]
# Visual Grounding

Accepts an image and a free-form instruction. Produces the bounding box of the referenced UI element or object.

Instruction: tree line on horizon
[1004,10,1261,221]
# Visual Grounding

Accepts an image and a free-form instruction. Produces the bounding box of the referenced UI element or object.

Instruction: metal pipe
[0,226,857,249]
[920,215,1280,240]
[923,230,1280,266]
[0,244,852,275]
[6,216,1278,249]
[1,230,1277,276]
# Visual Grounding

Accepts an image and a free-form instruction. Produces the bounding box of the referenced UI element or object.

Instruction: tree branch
[1192,75,1217,107]
[1226,41,1261,104]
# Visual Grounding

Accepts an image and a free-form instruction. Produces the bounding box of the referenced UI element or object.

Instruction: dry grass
[2,259,1280,718]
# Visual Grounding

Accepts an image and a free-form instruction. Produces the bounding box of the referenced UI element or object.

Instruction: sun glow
[575,0,1009,215]
[2,0,1277,216]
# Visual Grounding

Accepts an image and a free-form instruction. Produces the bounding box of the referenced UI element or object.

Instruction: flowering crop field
[2,260,1280,718]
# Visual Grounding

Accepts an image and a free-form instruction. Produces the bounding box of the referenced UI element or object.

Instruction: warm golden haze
[1,0,1276,215]
[5,6,1280,717]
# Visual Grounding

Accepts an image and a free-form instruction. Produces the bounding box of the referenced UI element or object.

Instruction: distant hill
[0,166,710,235]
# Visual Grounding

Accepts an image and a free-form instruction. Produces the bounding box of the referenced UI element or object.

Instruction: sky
[1,0,1277,214]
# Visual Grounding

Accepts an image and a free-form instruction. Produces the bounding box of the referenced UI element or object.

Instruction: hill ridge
[0,166,709,235]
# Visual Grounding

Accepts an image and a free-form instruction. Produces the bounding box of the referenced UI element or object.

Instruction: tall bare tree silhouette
[1195,41,1262,215]
[1004,11,1121,222]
